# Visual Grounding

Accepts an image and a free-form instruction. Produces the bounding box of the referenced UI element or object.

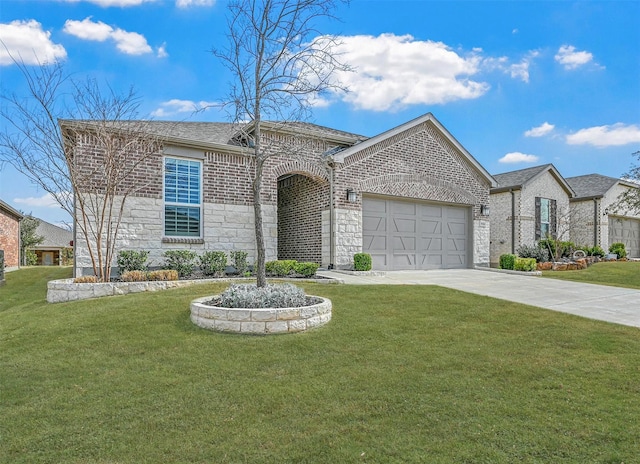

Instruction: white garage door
[609,216,640,258]
[363,196,470,270]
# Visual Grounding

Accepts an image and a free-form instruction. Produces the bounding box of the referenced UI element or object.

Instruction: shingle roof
[60,120,367,149]
[492,164,552,189]
[32,219,73,248]
[565,174,621,199]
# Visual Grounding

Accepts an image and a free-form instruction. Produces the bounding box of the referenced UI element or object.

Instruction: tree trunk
[253,121,267,288]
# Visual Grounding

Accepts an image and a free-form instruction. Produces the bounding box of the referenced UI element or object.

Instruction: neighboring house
[489,164,575,265]
[28,218,73,266]
[62,113,495,276]
[0,199,23,270]
[566,174,640,258]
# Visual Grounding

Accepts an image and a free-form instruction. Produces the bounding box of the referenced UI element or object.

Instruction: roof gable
[0,199,23,220]
[332,113,496,187]
[492,163,575,197]
[33,218,73,248]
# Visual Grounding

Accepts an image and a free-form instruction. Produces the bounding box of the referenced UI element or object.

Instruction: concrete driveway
[318,268,640,329]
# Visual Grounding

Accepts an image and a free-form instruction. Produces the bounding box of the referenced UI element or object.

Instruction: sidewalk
[317,269,640,328]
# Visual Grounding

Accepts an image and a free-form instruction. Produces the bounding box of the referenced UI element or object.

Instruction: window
[535,197,556,240]
[164,157,202,237]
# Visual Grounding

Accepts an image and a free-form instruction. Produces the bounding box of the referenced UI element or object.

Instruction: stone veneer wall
[75,195,277,276]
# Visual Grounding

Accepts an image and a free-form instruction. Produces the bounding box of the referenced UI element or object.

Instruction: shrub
[516,244,549,263]
[587,245,606,258]
[163,250,198,278]
[293,261,320,277]
[609,242,627,259]
[230,250,249,275]
[148,270,178,281]
[265,260,297,277]
[199,251,227,277]
[25,250,38,266]
[73,275,98,283]
[117,250,149,273]
[353,253,372,271]
[539,239,576,259]
[120,270,148,282]
[217,283,310,308]
[499,254,516,270]
[514,257,537,272]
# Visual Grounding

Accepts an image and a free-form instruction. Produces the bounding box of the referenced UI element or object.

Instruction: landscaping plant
[230,250,249,275]
[117,250,150,274]
[163,250,198,278]
[499,253,516,270]
[199,251,228,277]
[514,257,537,272]
[353,252,372,271]
[609,242,627,259]
[293,262,320,277]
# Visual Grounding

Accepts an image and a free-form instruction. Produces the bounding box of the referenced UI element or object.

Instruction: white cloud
[13,192,59,208]
[525,122,555,137]
[498,152,540,164]
[62,17,112,41]
[151,99,218,117]
[484,50,539,83]
[554,45,596,70]
[566,123,640,147]
[318,34,490,111]
[176,0,215,7]
[156,42,168,58]
[0,20,67,66]
[63,17,152,55]
[62,0,157,6]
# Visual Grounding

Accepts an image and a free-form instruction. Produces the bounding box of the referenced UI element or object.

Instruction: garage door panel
[421,219,442,234]
[609,216,640,258]
[393,236,415,251]
[393,218,416,233]
[363,216,385,231]
[363,196,469,270]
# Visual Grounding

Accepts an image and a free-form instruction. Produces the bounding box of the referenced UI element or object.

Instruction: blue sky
[1,0,639,226]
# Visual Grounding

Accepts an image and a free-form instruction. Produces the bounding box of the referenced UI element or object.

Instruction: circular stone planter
[190,295,332,334]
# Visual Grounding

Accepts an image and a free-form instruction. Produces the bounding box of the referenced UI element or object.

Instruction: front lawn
[1,268,639,463]
[542,261,640,290]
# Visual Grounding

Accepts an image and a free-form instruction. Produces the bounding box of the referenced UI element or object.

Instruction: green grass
[542,261,640,290]
[1,268,639,463]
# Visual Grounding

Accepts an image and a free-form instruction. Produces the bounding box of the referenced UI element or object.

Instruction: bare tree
[213,0,350,287]
[0,60,163,281]
[614,150,640,215]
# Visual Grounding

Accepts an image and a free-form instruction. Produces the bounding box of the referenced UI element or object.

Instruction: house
[28,218,73,266]
[0,199,23,270]
[489,164,575,265]
[62,113,496,276]
[566,174,640,258]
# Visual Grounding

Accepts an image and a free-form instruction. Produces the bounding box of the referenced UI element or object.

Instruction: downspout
[593,198,598,247]
[510,189,516,254]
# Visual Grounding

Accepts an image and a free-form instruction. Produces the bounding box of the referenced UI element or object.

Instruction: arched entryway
[277,173,328,264]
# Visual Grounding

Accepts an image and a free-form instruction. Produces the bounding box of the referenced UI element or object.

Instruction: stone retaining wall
[190,296,332,334]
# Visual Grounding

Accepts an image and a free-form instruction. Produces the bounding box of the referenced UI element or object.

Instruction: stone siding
[0,208,20,268]
[75,195,276,276]
[489,189,521,264]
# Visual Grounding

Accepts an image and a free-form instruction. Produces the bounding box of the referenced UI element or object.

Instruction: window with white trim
[164,157,202,237]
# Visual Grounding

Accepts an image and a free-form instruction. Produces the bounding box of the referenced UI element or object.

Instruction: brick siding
[0,209,20,268]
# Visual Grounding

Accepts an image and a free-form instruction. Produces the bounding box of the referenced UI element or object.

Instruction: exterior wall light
[480,204,490,216]
[346,189,358,203]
